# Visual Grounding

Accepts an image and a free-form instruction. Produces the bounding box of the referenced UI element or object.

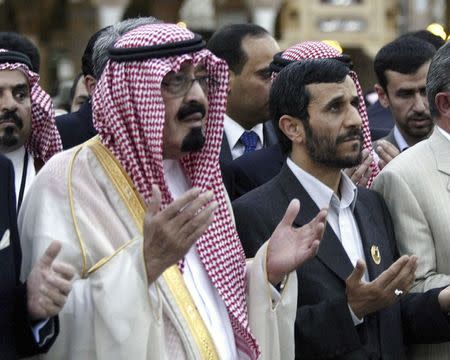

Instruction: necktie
[240,131,259,153]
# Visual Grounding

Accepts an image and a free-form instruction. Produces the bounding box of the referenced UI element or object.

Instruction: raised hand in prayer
[344,148,373,186]
[346,255,417,319]
[143,185,218,284]
[376,139,400,170]
[27,241,75,320]
[266,199,327,285]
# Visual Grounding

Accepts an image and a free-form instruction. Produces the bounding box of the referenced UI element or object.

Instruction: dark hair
[0,32,40,72]
[81,26,111,77]
[426,41,450,119]
[207,23,269,74]
[270,59,350,154]
[374,36,436,90]
[400,30,445,50]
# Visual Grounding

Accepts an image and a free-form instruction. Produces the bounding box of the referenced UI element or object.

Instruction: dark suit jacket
[222,144,285,201]
[233,163,450,359]
[0,155,58,359]
[56,100,97,150]
[367,100,394,141]
[219,120,278,166]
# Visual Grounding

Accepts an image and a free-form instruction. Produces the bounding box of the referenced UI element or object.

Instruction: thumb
[281,199,301,227]
[148,185,162,215]
[38,240,62,268]
[347,260,366,285]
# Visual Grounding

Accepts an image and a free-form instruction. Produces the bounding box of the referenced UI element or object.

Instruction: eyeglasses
[162,72,219,97]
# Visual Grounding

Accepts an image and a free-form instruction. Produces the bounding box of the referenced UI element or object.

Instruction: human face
[0,70,32,153]
[227,35,280,129]
[303,76,363,168]
[161,62,209,159]
[377,62,433,145]
[70,76,89,112]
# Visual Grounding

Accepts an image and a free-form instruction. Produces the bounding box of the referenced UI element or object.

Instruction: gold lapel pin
[371,245,381,265]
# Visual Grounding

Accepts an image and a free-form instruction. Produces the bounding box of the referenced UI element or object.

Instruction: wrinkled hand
[376,140,400,170]
[27,241,75,321]
[345,148,373,187]
[266,199,327,285]
[143,185,218,283]
[346,255,417,319]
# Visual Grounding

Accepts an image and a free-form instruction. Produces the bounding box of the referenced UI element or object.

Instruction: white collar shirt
[223,114,263,160]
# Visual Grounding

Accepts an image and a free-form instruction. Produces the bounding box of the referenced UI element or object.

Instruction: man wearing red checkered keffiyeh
[18,23,328,360]
[0,49,61,209]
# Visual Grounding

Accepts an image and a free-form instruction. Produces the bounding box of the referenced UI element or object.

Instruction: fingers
[53,262,76,282]
[162,188,203,219]
[172,191,215,229]
[376,140,400,168]
[387,255,417,294]
[147,185,162,215]
[347,149,372,186]
[375,255,411,287]
[346,259,367,285]
[180,201,218,244]
[38,241,62,268]
[280,199,301,227]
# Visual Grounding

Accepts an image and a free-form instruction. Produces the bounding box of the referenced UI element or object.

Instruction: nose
[184,78,207,103]
[412,93,428,113]
[345,104,362,129]
[0,91,18,113]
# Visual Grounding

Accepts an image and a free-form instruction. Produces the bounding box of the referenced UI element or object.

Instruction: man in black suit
[373,36,436,168]
[207,24,279,166]
[233,59,450,359]
[0,154,75,359]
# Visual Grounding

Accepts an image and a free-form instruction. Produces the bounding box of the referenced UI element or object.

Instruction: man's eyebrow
[255,67,271,75]
[323,94,345,108]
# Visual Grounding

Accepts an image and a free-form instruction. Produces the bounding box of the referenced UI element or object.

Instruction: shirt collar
[393,126,410,152]
[223,114,264,149]
[437,126,450,142]
[286,157,358,211]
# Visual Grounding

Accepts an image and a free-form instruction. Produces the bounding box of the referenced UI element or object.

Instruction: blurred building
[0,0,447,96]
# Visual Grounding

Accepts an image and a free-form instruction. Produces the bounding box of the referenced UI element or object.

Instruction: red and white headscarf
[278,41,379,185]
[93,23,259,358]
[0,49,61,162]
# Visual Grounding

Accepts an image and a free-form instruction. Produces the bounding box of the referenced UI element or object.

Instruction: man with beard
[233,59,450,359]
[18,23,328,359]
[373,36,436,168]
[0,39,61,209]
[373,40,450,359]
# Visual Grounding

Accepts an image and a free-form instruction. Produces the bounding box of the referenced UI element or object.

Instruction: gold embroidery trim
[68,145,88,277]
[88,137,219,360]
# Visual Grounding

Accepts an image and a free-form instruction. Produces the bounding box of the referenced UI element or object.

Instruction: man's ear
[84,75,97,96]
[435,92,450,118]
[228,70,236,94]
[278,115,304,144]
[374,84,390,108]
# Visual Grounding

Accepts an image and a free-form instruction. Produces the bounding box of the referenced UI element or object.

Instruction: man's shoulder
[232,171,282,208]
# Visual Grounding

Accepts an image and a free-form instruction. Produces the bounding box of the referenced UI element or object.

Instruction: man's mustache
[0,111,23,129]
[177,102,206,122]
[336,128,363,144]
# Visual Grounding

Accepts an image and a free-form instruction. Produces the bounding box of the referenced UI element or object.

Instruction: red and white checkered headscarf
[0,49,61,162]
[93,23,259,358]
[279,41,379,185]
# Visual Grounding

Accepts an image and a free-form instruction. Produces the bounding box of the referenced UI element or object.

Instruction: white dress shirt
[162,159,238,359]
[393,126,411,152]
[287,158,368,324]
[437,126,450,142]
[3,146,35,207]
[223,114,263,160]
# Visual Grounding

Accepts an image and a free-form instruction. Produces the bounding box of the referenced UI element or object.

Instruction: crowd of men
[1,16,450,360]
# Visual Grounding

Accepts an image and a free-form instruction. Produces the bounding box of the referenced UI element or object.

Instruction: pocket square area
[0,229,11,250]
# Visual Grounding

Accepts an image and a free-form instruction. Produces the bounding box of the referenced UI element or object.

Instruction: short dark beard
[181,127,205,153]
[0,111,23,149]
[304,121,363,168]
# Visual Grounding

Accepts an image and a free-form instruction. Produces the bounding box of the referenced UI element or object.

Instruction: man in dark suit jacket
[207,24,280,167]
[233,59,450,359]
[0,155,76,358]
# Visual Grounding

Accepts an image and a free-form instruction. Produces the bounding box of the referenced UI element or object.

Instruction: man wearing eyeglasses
[18,23,327,359]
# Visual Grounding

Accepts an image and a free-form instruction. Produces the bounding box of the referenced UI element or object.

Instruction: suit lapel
[262,121,279,147]
[429,129,450,191]
[354,197,385,281]
[277,164,354,282]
